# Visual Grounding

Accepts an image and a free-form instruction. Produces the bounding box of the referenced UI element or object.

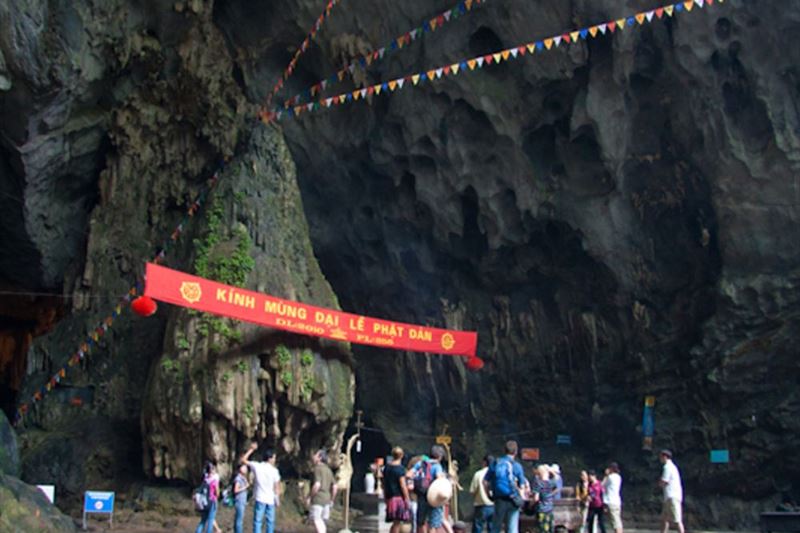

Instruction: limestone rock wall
[219,0,799,524]
[2,0,352,509]
[1,0,798,526]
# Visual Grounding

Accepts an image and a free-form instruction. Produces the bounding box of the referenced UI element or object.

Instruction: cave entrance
[0,286,64,420]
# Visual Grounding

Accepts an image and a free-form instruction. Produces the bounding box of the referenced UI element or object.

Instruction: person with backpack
[587,471,606,533]
[384,447,412,533]
[484,440,528,533]
[194,461,220,533]
[408,445,447,533]
[241,443,282,533]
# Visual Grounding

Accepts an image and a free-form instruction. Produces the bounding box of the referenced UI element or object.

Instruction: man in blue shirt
[484,440,528,533]
[409,445,447,533]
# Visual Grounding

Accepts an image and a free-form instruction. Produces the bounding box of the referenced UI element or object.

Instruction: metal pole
[344,410,364,532]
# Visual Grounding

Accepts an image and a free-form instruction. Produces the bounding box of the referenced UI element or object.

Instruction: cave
[1,0,799,531]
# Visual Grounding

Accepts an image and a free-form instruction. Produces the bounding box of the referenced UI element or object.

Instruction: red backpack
[413,461,433,496]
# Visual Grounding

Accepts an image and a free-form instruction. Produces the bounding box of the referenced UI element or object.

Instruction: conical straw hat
[426,477,453,507]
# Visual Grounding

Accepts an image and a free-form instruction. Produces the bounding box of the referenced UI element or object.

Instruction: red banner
[144,263,478,357]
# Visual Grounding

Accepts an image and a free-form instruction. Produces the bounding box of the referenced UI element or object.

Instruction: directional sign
[435,435,452,445]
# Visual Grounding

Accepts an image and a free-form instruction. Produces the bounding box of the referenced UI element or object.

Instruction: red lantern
[465,356,484,371]
[131,296,158,317]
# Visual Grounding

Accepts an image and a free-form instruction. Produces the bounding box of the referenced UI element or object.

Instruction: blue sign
[710,450,730,464]
[556,434,572,445]
[84,491,115,513]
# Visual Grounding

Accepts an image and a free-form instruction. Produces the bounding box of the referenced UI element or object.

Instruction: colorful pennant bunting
[265,0,343,109]
[263,0,726,123]
[273,0,487,112]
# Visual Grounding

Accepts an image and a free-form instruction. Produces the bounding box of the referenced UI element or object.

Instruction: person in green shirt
[307,449,338,533]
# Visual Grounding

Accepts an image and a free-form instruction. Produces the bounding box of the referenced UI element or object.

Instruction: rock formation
[0,0,798,527]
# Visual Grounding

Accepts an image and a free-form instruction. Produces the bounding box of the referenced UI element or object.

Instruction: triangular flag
[645,10,655,22]
[656,7,665,18]
[451,63,461,74]
[579,29,589,39]
[435,68,444,78]
[665,5,674,15]
[493,52,502,63]
[397,78,405,89]
[510,48,519,58]
[536,41,544,51]
[412,74,421,84]
[608,21,617,33]
[484,54,493,64]
[410,29,418,40]
[563,33,571,43]
[443,65,451,75]
[544,38,554,49]
[635,13,646,24]
[427,70,436,79]
[571,30,580,41]
[695,0,704,7]
[388,80,397,91]
[616,18,627,29]
[353,90,361,100]
[476,57,485,67]
[360,88,368,98]
[367,86,375,95]
[444,10,452,21]
[374,84,382,95]
[527,43,536,53]
[429,19,437,31]
[339,94,347,103]
[588,27,598,38]
[684,1,694,11]
[467,59,477,70]
[306,102,314,111]
[379,48,386,58]
[518,45,527,55]
[553,36,563,47]
[502,50,511,60]
[706,0,714,5]
[598,24,607,34]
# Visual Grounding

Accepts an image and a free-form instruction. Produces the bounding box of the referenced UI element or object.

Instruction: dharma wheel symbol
[441,333,455,350]
[180,282,202,303]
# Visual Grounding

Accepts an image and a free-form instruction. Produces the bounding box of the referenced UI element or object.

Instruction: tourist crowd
[192,440,683,533]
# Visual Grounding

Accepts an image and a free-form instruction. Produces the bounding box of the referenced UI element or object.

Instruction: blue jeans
[254,501,276,533]
[491,498,520,533]
[234,498,247,533]
[474,505,495,533]
[195,500,218,533]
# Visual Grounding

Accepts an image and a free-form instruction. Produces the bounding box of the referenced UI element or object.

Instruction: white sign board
[36,485,55,504]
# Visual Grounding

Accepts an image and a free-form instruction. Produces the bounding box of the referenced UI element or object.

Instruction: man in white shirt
[469,455,495,533]
[241,443,282,533]
[602,463,623,533]
[658,450,684,533]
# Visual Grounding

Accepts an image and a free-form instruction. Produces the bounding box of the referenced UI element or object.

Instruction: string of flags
[12,160,229,426]
[259,0,726,123]
[265,0,344,109]
[276,0,487,110]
